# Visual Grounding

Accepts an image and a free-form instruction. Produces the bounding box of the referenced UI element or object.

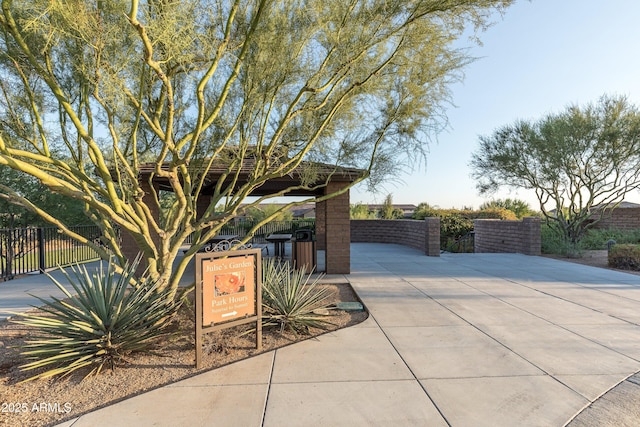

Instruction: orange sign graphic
[201,255,256,325]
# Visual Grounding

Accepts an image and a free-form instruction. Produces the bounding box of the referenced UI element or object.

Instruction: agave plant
[12,257,179,381]
[261,257,334,335]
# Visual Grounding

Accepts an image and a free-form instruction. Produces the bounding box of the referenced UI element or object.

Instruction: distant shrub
[439,209,509,250]
[413,205,520,251]
[541,223,565,254]
[579,228,640,250]
[472,207,518,221]
[479,198,538,219]
[608,244,640,270]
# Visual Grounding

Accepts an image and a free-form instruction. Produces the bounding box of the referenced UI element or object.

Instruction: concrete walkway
[3,243,640,426]
[0,260,106,321]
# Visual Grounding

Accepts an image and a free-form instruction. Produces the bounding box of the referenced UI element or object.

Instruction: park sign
[202,254,256,323]
[194,248,262,368]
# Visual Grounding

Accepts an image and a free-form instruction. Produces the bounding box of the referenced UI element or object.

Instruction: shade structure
[121,158,366,274]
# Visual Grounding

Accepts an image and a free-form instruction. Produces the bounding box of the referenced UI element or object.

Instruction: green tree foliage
[471,95,640,246]
[379,193,404,219]
[479,198,536,219]
[246,204,293,223]
[350,203,376,219]
[412,202,439,220]
[0,166,88,228]
[0,0,512,292]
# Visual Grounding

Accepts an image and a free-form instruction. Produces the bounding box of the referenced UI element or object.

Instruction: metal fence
[185,219,316,245]
[0,225,102,281]
[444,231,475,253]
[1,220,315,281]
[222,219,315,243]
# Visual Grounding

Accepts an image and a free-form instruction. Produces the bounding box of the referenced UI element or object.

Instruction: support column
[196,194,212,221]
[522,217,541,256]
[324,182,350,274]
[424,217,440,256]
[315,198,326,251]
[121,180,161,276]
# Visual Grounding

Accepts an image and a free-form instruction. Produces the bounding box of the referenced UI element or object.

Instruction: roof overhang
[130,159,366,196]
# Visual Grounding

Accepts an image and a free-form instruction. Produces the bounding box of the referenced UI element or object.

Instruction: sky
[350,0,640,209]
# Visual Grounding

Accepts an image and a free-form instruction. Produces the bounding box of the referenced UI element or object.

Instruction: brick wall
[474,217,541,256]
[324,182,351,274]
[591,208,640,230]
[350,218,440,256]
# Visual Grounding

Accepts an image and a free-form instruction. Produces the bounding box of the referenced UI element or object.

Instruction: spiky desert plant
[261,258,334,335]
[12,258,179,381]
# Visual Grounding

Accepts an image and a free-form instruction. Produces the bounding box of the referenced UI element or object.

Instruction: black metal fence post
[6,228,14,280]
[38,227,45,273]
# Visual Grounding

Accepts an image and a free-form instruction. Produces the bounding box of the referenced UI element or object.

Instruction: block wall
[474,217,541,256]
[591,208,640,231]
[350,218,440,256]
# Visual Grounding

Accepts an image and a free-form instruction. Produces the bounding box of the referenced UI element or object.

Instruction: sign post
[195,248,262,368]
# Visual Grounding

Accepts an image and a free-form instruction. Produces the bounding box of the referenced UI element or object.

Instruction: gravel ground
[0,283,367,427]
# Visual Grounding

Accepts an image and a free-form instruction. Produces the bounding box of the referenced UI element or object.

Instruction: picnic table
[265,233,292,258]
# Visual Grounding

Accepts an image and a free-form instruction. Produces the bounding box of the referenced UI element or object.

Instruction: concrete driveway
[348,243,640,426]
[4,243,640,426]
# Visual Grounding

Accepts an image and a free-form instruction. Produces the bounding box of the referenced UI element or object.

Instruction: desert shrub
[540,222,583,256]
[541,223,566,254]
[412,203,439,220]
[579,228,640,250]
[439,213,474,249]
[440,208,517,250]
[13,258,179,381]
[608,244,640,270]
[261,258,334,335]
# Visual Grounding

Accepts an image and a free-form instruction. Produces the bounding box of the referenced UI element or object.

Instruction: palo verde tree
[470,95,640,246]
[0,0,512,294]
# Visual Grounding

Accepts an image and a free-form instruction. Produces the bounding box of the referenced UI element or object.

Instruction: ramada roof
[133,158,366,196]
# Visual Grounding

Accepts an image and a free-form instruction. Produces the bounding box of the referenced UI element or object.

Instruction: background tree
[350,203,376,219]
[470,95,640,246]
[379,194,401,219]
[0,166,88,228]
[246,204,293,223]
[412,202,439,220]
[0,0,512,292]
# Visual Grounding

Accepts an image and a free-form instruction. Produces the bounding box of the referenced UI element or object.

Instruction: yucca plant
[12,257,179,381]
[261,257,334,335]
